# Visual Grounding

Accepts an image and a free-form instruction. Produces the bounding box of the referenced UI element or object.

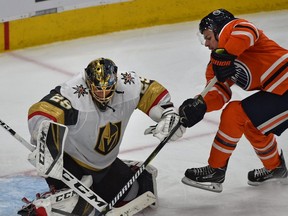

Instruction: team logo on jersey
[121,72,135,84]
[95,122,121,155]
[72,84,88,98]
[231,61,252,90]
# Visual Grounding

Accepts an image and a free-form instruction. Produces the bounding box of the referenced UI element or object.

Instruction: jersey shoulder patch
[116,71,141,101]
[60,73,95,112]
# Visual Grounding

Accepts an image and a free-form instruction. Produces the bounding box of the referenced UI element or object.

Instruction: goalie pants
[46,155,138,205]
[208,90,288,170]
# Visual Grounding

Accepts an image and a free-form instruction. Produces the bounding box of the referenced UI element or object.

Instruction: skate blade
[248,176,288,186]
[181,177,223,193]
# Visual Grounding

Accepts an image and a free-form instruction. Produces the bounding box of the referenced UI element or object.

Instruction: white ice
[0,10,288,216]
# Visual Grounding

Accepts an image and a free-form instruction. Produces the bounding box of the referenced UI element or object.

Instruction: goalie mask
[85,58,118,110]
[199,9,235,40]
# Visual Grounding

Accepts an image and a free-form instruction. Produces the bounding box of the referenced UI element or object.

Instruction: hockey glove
[179,95,207,128]
[211,48,237,82]
[144,107,186,142]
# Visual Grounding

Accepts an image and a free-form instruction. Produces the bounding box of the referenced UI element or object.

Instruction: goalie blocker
[20,121,158,215]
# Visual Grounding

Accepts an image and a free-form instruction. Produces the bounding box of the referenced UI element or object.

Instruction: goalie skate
[182,177,223,193]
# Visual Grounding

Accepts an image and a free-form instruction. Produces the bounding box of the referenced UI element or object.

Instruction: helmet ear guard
[84,58,118,110]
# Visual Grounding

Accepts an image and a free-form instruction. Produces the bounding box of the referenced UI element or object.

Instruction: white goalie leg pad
[25,175,93,216]
[123,159,158,179]
[106,191,156,216]
[32,188,78,216]
[28,121,68,180]
[123,160,158,208]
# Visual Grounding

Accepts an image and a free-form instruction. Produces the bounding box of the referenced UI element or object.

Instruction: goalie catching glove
[145,107,186,142]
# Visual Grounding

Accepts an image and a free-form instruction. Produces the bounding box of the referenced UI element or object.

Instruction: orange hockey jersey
[204,18,288,112]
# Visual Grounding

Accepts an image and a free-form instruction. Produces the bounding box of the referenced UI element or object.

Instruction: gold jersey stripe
[28,101,65,124]
[137,81,166,114]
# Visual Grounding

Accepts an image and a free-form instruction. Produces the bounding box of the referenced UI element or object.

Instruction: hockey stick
[99,122,181,215]
[1,77,217,216]
[99,77,218,215]
[0,120,158,216]
[0,119,168,216]
[200,76,217,98]
[0,119,107,213]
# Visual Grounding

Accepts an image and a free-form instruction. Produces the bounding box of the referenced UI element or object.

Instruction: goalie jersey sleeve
[28,71,172,170]
[203,18,288,112]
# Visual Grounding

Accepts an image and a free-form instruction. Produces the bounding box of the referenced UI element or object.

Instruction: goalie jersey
[28,71,171,170]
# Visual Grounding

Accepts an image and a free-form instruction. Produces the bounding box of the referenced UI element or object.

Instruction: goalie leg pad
[106,191,156,216]
[18,175,94,216]
[123,160,158,208]
[28,121,68,180]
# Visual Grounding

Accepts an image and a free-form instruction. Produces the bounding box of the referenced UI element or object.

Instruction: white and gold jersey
[28,71,172,170]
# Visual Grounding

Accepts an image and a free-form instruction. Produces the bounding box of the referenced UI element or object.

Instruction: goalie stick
[0,119,156,216]
[0,119,107,213]
[99,122,181,215]
[99,76,218,215]
[1,77,217,216]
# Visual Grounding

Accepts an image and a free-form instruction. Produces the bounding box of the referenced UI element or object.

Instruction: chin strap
[97,90,124,112]
[105,104,116,112]
[115,90,124,94]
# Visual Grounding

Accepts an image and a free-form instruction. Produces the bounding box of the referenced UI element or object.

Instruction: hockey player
[179,9,288,192]
[18,57,185,215]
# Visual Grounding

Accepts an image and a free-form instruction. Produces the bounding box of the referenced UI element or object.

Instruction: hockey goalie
[18,57,185,215]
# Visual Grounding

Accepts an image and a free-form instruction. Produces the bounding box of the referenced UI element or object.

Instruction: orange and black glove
[179,95,207,128]
[211,48,237,82]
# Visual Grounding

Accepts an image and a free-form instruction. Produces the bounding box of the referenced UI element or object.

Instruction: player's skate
[182,165,226,193]
[248,150,288,186]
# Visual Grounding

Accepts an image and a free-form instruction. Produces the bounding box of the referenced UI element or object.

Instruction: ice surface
[0,10,287,216]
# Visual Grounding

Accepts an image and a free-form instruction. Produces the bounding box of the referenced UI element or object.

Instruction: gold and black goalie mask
[85,58,118,108]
